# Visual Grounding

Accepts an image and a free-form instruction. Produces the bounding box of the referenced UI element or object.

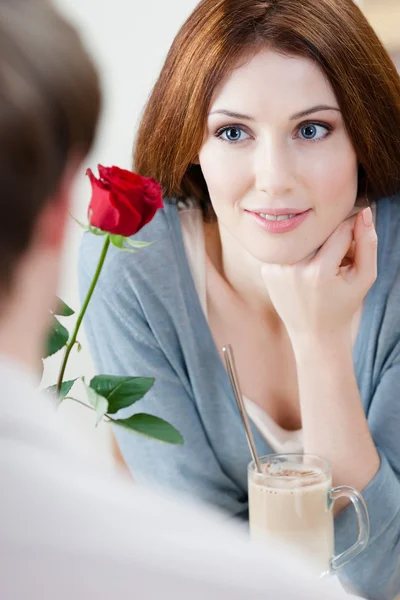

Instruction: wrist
[289,329,353,363]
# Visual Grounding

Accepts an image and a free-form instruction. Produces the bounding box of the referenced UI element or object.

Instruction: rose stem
[56,235,110,393]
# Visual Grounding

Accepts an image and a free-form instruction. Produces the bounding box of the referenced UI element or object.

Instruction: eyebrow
[208,105,341,121]
[290,105,341,120]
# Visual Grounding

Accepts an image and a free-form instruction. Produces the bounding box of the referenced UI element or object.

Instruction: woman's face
[198,49,359,265]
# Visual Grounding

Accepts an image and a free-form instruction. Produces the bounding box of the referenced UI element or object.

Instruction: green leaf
[45,316,69,358]
[89,375,154,414]
[113,413,184,445]
[85,385,109,426]
[109,235,139,253]
[70,214,88,230]
[46,378,77,400]
[88,225,107,236]
[109,234,125,248]
[114,247,137,254]
[109,236,155,251]
[125,239,155,250]
[70,212,107,236]
[54,297,75,317]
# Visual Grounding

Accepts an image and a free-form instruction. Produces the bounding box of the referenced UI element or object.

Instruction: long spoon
[222,344,262,473]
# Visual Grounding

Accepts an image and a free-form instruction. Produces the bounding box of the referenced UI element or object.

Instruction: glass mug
[248,454,370,576]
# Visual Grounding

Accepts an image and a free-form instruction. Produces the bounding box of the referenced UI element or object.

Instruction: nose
[254,137,295,198]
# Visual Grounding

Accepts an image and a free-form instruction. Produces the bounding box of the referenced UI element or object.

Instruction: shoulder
[365,194,400,359]
[374,194,400,283]
[78,200,184,302]
[376,193,400,245]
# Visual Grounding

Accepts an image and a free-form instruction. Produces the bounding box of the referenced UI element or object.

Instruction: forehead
[209,49,337,118]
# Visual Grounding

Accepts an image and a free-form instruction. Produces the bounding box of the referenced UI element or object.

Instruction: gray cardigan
[80,196,400,600]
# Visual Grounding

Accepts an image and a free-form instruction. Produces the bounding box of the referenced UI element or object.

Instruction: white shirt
[0,355,349,599]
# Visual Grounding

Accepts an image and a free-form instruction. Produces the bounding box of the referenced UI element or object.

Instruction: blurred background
[44,0,400,467]
[362,0,400,67]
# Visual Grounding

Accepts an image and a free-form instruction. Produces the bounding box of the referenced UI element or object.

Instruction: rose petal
[88,187,120,232]
[86,165,163,236]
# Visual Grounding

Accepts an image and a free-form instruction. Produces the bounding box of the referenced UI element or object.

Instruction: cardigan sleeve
[334,347,400,600]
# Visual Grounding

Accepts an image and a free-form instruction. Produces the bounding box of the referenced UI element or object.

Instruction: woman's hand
[261,207,378,344]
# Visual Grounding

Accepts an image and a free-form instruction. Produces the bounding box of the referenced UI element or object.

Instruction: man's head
[0,0,100,366]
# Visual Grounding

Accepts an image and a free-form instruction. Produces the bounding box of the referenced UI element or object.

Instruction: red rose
[86,165,163,237]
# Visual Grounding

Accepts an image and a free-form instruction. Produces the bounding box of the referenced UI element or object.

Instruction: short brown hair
[0,0,101,287]
[134,0,400,218]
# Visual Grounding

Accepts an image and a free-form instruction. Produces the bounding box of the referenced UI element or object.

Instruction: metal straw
[222,344,262,473]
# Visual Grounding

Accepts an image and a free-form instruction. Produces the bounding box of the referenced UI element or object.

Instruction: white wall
[42,0,199,465]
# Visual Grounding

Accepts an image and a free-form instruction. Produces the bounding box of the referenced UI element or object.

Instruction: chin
[250,245,318,266]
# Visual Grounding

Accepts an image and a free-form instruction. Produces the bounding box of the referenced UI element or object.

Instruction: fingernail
[362,207,373,227]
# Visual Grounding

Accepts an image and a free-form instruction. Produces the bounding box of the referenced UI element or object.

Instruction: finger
[339,214,358,266]
[353,207,378,285]
[311,218,355,273]
[297,214,357,267]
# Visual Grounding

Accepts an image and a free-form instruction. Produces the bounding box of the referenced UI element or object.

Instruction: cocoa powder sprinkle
[262,466,318,478]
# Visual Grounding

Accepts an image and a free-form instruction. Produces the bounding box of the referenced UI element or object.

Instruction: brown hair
[0,0,101,287]
[134,0,400,217]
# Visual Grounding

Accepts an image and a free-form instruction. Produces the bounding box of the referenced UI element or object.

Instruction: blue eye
[216,126,250,143]
[298,123,330,141]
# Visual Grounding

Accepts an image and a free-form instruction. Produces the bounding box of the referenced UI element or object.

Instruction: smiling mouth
[246,208,311,234]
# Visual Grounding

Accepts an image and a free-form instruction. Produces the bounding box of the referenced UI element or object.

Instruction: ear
[34,154,82,250]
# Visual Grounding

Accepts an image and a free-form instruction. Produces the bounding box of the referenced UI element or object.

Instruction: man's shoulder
[0,366,346,600]
[1,428,340,600]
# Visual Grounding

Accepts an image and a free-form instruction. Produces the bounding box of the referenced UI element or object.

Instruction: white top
[180,208,303,453]
[0,355,349,600]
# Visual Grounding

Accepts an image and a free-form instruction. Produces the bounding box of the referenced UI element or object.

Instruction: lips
[246,207,307,216]
[245,208,311,234]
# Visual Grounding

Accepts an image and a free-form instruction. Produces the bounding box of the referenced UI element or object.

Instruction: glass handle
[330,486,370,571]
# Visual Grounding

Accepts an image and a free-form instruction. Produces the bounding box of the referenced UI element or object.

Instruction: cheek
[199,143,251,208]
[300,142,358,209]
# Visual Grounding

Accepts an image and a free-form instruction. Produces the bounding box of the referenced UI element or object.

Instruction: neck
[0,303,44,377]
[0,249,58,378]
[205,219,278,320]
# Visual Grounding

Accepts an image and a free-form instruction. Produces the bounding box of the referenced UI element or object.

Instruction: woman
[80,1,400,597]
